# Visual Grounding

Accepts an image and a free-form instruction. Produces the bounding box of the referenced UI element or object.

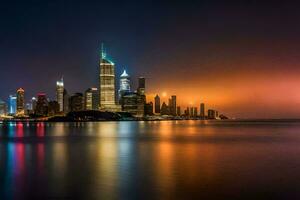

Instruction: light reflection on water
[1,121,300,199]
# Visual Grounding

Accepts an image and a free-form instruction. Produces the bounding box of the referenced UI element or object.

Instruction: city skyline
[1,1,300,118]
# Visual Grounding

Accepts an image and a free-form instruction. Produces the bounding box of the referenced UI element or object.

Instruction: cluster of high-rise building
[0,45,223,120]
[152,95,220,119]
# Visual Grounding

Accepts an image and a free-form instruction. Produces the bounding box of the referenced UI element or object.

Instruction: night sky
[1,1,300,118]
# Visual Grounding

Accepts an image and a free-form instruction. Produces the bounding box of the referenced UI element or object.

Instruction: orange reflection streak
[155,142,175,198]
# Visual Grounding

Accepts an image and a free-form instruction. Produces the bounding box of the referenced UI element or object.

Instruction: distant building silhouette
[63,89,70,114]
[177,106,181,116]
[69,93,84,112]
[154,95,160,114]
[169,95,176,116]
[193,107,198,117]
[200,103,205,119]
[208,109,217,119]
[48,101,59,116]
[137,77,145,95]
[145,102,153,115]
[161,102,169,115]
[35,93,48,116]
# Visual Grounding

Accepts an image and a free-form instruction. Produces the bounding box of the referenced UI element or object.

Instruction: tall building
[208,109,216,119]
[137,77,145,95]
[69,93,83,112]
[119,70,131,101]
[35,93,48,116]
[120,92,145,117]
[185,107,190,116]
[177,106,181,116]
[200,103,205,119]
[48,101,60,116]
[31,97,37,112]
[9,95,17,115]
[145,102,153,115]
[99,44,120,111]
[56,77,64,112]
[161,102,169,115]
[154,95,160,113]
[0,99,7,115]
[193,107,198,117]
[169,95,176,116]
[85,88,98,110]
[16,88,25,115]
[63,89,69,114]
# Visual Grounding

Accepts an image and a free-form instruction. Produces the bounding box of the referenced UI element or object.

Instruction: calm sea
[1,120,300,199]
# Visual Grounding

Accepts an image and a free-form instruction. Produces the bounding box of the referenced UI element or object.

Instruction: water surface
[1,120,300,199]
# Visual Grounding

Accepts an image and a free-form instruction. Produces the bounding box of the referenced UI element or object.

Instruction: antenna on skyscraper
[101,42,106,59]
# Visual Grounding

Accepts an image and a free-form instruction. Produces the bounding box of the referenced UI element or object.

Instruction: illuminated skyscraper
[119,70,131,100]
[137,77,145,95]
[99,44,120,111]
[56,77,64,112]
[16,88,25,115]
[9,95,17,114]
[31,97,37,111]
[121,92,145,117]
[85,88,98,110]
[0,99,7,115]
[154,95,160,113]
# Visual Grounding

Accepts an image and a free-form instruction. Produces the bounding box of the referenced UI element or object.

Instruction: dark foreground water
[1,120,300,199]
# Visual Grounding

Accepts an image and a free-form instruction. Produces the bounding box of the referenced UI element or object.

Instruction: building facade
[56,78,64,112]
[69,93,83,112]
[154,95,160,114]
[35,93,48,116]
[161,102,169,115]
[137,77,145,95]
[16,88,25,115]
[120,92,145,117]
[85,88,98,110]
[99,45,120,111]
[63,89,69,114]
[208,109,217,119]
[169,95,176,116]
[9,95,17,115]
[119,70,131,101]
[200,103,205,119]
[0,99,7,116]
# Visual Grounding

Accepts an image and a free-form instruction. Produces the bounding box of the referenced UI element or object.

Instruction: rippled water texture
[1,120,300,199]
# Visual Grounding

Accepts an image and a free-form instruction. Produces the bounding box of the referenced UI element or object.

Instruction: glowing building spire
[101,43,106,59]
